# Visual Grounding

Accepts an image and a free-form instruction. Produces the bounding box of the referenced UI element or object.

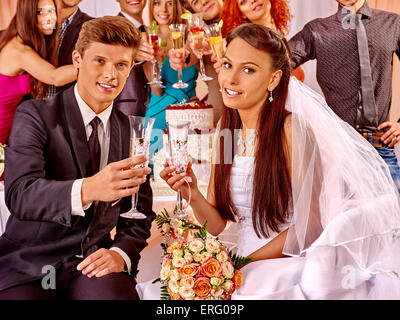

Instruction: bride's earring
[269,90,274,102]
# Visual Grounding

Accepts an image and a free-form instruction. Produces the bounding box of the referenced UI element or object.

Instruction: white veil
[283,77,400,299]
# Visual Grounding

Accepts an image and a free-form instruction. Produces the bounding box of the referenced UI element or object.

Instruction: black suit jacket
[113,12,148,117]
[56,9,93,92]
[0,87,155,291]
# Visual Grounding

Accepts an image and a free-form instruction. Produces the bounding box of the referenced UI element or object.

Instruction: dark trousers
[0,257,139,300]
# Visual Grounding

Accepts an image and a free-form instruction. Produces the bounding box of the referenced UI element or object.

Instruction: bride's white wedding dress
[137,78,400,300]
[229,155,306,300]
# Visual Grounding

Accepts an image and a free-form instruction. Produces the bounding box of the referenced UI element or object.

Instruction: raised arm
[15,42,77,86]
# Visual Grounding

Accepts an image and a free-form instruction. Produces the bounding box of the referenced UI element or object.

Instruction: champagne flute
[188,13,212,82]
[166,121,192,220]
[156,33,169,84]
[120,116,155,219]
[169,24,189,89]
[206,22,225,60]
[146,26,165,88]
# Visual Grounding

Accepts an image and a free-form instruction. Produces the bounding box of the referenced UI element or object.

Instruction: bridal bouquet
[153,208,251,300]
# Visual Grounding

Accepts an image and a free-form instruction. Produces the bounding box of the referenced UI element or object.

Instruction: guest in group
[169,0,224,124]
[146,23,400,300]
[0,16,155,300]
[47,0,93,95]
[289,0,400,192]
[220,0,305,82]
[0,0,77,146]
[115,0,155,117]
[145,0,198,160]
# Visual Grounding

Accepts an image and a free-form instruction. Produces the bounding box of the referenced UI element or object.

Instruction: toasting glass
[166,121,192,220]
[156,32,169,84]
[188,13,212,82]
[206,22,225,60]
[169,24,189,89]
[146,26,165,88]
[120,116,155,219]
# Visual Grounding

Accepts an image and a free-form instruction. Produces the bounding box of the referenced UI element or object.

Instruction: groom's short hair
[74,16,141,62]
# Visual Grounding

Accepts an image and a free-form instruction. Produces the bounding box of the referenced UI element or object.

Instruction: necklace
[237,129,256,155]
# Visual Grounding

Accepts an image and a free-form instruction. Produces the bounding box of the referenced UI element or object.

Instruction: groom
[0,16,155,300]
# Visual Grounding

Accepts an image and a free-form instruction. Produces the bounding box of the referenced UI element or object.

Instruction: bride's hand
[159,159,200,201]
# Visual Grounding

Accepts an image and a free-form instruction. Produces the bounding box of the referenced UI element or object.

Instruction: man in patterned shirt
[289,0,400,192]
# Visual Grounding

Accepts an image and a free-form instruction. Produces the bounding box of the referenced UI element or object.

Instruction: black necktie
[356,13,377,128]
[88,117,101,174]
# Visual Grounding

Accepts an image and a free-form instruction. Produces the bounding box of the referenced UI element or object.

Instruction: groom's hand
[77,248,125,278]
[81,155,151,206]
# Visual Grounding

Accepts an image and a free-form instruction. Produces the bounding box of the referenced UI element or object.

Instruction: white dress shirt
[70,85,132,273]
[120,12,142,29]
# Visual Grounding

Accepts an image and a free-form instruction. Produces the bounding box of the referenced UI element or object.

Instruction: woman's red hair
[221,0,292,38]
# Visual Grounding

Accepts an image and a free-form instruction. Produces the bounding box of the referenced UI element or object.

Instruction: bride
[138,23,400,299]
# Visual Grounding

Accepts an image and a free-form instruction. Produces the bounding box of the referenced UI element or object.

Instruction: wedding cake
[152,98,214,183]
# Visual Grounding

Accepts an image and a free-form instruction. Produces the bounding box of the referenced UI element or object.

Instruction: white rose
[180,277,195,289]
[175,227,184,236]
[172,257,186,268]
[222,280,234,292]
[168,279,180,294]
[170,268,181,281]
[160,266,170,281]
[205,239,220,254]
[162,223,170,233]
[179,286,195,300]
[188,239,204,253]
[170,219,183,230]
[211,287,224,298]
[210,277,223,286]
[173,249,184,258]
[216,250,229,263]
[184,252,193,263]
[193,253,202,262]
[221,261,235,278]
[162,258,172,268]
[201,251,212,263]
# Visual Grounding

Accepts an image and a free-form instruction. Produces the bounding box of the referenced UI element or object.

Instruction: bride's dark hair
[214,23,292,238]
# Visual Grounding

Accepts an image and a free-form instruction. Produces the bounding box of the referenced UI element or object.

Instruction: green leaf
[155,209,171,230]
[160,285,171,300]
[228,249,252,269]
[193,221,208,240]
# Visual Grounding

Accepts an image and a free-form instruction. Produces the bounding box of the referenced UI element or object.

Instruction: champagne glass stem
[199,55,206,77]
[132,192,138,210]
[178,69,183,84]
[152,62,158,82]
[177,188,183,212]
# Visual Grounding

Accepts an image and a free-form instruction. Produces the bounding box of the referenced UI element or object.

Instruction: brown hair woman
[0,0,77,145]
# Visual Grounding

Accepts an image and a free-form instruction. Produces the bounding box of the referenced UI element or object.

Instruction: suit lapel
[62,87,92,178]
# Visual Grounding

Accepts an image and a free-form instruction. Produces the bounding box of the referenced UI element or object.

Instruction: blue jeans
[375,147,400,194]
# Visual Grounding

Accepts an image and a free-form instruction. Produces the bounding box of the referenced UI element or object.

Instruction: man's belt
[361,131,388,148]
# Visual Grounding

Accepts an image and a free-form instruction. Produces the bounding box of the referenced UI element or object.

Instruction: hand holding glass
[189,13,212,82]
[120,116,155,219]
[166,121,192,220]
[169,24,189,89]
